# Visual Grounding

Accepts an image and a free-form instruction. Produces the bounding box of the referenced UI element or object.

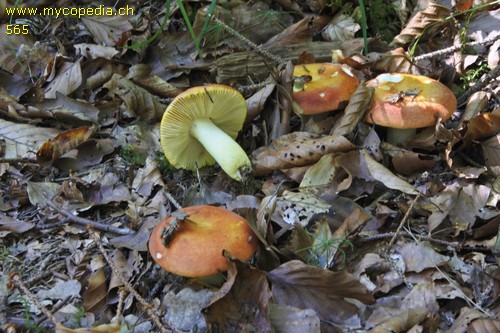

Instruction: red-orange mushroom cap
[292,63,359,115]
[364,73,457,128]
[148,206,258,278]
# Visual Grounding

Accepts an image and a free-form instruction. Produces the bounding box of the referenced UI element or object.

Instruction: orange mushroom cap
[292,63,359,115]
[364,73,457,128]
[148,205,258,277]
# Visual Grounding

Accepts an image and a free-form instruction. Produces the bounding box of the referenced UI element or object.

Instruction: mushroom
[160,84,252,181]
[148,205,258,278]
[364,73,457,145]
[292,63,359,115]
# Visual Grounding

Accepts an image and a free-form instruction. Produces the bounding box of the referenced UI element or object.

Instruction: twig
[457,65,500,106]
[90,229,175,333]
[164,191,182,210]
[210,15,286,65]
[387,193,422,249]
[361,231,460,248]
[413,34,500,61]
[47,201,132,235]
[9,273,62,328]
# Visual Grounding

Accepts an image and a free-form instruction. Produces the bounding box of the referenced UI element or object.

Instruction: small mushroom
[148,205,258,278]
[160,84,252,181]
[364,73,457,145]
[292,63,359,115]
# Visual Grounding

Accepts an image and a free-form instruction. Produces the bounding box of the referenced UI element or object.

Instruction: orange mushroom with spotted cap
[148,205,258,278]
[160,84,252,181]
[292,63,359,115]
[364,73,457,145]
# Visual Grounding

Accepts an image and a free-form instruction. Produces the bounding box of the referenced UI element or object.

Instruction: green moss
[118,145,147,165]
[154,151,174,175]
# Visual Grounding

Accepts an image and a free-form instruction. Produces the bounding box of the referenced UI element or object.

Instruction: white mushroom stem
[189,118,251,181]
[386,128,417,146]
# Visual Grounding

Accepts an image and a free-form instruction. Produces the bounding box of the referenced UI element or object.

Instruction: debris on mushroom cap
[364,73,457,129]
[148,205,258,278]
[160,84,252,181]
[292,63,359,115]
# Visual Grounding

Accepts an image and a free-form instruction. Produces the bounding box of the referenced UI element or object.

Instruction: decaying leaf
[390,2,451,47]
[36,126,96,166]
[81,10,133,46]
[74,43,120,60]
[267,260,375,323]
[44,57,83,99]
[55,322,127,333]
[0,118,61,159]
[368,307,428,332]
[83,268,107,314]
[251,132,355,175]
[367,47,417,73]
[268,303,320,333]
[331,83,373,137]
[204,260,272,332]
[467,109,500,140]
[103,74,166,122]
[395,241,449,273]
[322,13,361,42]
[163,288,214,332]
[26,181,61,208]
[0,212,34,235]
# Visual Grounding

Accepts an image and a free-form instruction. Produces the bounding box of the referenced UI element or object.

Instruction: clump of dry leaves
[0,0,499,332]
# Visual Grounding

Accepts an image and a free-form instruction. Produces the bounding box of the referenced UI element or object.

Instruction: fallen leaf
[204,260,272,332]
[268,303,320,333]
[83,268,107,313]
[368,307,428,332]
[395,241,449,273]
[322,13,361,42]
[44,57,82,99]
[0,212,34,234]
[81,9,133,46]
[74,43,120,60]
[267,260,375,323]
[36,126,96,166]
[251,132,355,176]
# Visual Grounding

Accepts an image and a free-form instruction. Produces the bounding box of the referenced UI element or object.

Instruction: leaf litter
[0,0,499,332]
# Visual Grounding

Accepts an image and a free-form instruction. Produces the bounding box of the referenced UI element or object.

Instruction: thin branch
[90,229,176,333]
[210,15,286,65]
[413,34,500,61]
[388,193,422,249]
[47,201,132,235]
[10,273,62,328]
[457,65,500,106]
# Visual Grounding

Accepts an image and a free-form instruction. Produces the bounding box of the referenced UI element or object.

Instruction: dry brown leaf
[368,48,417,73]
[44,57,83,99]
[83,268,107,313]
[448,307,489,333]
[322,13,361,42]
[81,10,133,46]
[0,212,34,235]
[29,92,100,124]
[0,118,61,159]
[368,307,428,332]
[74,43,120,60]
[204,260,272,332]
[331,82,373,137]
[395,241,449,273]
[268,303,320,333]
[466,109,500,140]
[103,74,165,122]
[246,83,276,122]
[263,15,331,47]
[336,150,419,195]
[482,134,500,176]
[267,260,375,323]
[127,64,182,98]
[251,132,355,176]
[468,317,500,333]
[390,2,451,47]
[36,126,96,166]
[273,189,330,228]
[382,143,438,176]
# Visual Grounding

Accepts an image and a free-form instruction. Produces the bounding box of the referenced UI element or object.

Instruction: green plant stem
[358,0,369,55]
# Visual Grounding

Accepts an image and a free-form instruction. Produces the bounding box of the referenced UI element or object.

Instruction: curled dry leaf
[74,43,120,60]
[0,118,61,159]
[80,9,133,47]
[368,48,417,73]
[322,13,361,42]
[83,268,107,313]
[331,82,373,137]
[44,57,83,99]
[204,260,272,332]
[267,260,375,323]
[368,308,429,333]
[390,3,451,47]
[36,126,97,166]
[103,74,166,122]
[251,132,355,176]
[268,303,320,333]
[466,108,500,140]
